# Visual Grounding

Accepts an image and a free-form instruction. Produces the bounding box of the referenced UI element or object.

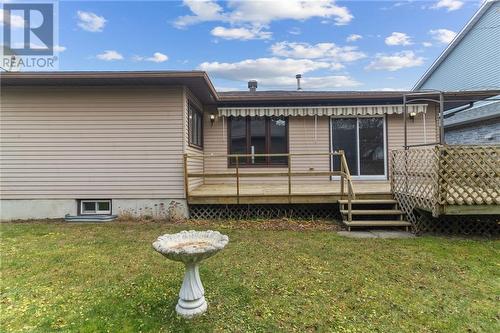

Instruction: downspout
[439,92,444,145]
[403,94,408,149]
[314,115,318,143]
[423,111,427,144]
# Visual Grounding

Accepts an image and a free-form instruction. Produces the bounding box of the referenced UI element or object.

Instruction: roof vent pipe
[296,74,302,91]
[248,80,257,93]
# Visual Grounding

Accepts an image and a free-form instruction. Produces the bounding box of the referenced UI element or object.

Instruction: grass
[1,219,499,332]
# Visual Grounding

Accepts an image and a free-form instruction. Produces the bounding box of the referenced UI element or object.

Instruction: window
[331,117,386,178]
[80,200,112,215]
[188,102,203,148]
[228,116,288,166]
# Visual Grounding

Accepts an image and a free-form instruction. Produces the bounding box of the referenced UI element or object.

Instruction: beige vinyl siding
[1,86,186,199]
[202,107,439,184]
[387,104,439,174]
[183,88,204,191]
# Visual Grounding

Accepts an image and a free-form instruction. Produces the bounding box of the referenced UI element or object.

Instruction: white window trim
[80,200,112,215]
[330,115,387,181]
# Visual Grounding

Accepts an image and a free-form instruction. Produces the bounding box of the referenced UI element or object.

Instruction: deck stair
[338,199,411,231]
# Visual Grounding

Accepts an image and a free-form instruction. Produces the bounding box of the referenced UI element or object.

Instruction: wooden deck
[188,181,392,204]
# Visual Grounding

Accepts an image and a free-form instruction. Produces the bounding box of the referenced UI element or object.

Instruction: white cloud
[211,26,271,40]
[297,75,361,89]
[77,11,106,32]
[346,34,362,42]
[199,57,331,80]
[0,9,25,29]
[270,41,366,63]
[199,57,360,89]
[147,52,168,62]
[174,0,225,28]
[174,0,353,28]
[54,45,66,52]
[385,32,412,46]
[96,50,123,61]
[134,52,169,63]
[374,87,408,91]
[422,42,433,47]
[430,28,457,44]
[431,0,464,11]
[365,51,424,71]
[288,27,302,35]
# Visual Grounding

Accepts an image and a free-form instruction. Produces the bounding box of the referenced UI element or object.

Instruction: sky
[1,0,485,91]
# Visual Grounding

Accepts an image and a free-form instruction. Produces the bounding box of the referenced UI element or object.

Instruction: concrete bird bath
[153,230,229,318]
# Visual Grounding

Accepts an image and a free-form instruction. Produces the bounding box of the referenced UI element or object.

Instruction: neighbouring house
[1,71,438,222]
[413,0,500,144]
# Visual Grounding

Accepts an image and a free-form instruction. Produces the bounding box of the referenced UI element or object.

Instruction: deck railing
[391,145,499,217]
[183,151,356,220]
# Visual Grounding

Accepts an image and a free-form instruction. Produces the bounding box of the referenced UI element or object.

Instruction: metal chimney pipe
[296,74,302,91]
[248,80,258,93]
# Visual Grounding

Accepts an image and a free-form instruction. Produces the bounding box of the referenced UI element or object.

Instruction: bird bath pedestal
[153,230,229,319]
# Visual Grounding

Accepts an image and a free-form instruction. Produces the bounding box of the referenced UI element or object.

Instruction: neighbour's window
[228,116,288,166]
[80,200,112,215]
[188,102,203,148]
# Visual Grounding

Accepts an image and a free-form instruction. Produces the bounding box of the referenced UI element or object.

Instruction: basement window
[80,200,112,215]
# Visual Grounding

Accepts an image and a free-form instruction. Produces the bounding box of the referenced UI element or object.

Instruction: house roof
[218,90,412,105]
[1,71,499,109]
[413,0,498,90]
[445,99,500,128]
[0,70,219,105]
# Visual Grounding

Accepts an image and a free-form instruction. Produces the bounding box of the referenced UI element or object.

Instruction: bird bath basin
[153,230,229,318]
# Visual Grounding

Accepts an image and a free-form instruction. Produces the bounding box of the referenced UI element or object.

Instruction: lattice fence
[392,147,439,217]
[438,145,499,206]
[190,204,341,220]
[414,210,499,236]
[392,145,500,235]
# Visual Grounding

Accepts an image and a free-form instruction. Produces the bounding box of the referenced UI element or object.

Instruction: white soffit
[218,104,428,117]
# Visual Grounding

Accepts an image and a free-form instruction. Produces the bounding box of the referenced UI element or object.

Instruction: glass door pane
[332,118,358,176]
[229,117,247,165]
[269,117,288,165]
[250,117,266,165]
[359,117,385,175]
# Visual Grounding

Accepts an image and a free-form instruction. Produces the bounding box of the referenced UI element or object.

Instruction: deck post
[288,154,292,204]
[339,151,345,197]
[202,154,205,184]
[236,155,240,204]
[183,153,189,201]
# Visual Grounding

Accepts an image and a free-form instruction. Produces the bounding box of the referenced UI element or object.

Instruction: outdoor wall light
[409,111,417,121]
[210,114,216,127]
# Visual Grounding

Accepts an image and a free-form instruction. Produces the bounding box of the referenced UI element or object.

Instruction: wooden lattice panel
[414,211,499,236]
[189,204,341,220]
[392,145,500,222]
[392,147,440,217]
[438,145,499,206]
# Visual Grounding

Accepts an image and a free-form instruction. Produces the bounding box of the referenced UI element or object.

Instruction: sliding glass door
[331,117,386,178]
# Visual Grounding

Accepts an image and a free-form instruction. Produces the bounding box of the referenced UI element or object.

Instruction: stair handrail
[339,150,356,222]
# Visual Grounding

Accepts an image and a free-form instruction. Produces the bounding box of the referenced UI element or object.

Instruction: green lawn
[1,220,499,332]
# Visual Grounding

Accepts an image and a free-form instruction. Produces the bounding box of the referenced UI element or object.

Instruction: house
[1,71,438,222]
[413,0,500,144]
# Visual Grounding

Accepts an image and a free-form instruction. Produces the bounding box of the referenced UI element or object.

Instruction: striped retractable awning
[218,104,428,117]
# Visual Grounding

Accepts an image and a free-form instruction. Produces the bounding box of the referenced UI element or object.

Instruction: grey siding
[419,1,500,91]
[445,119,500,144]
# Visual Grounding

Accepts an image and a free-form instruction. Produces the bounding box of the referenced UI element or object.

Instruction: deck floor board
[188,181,391,204]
